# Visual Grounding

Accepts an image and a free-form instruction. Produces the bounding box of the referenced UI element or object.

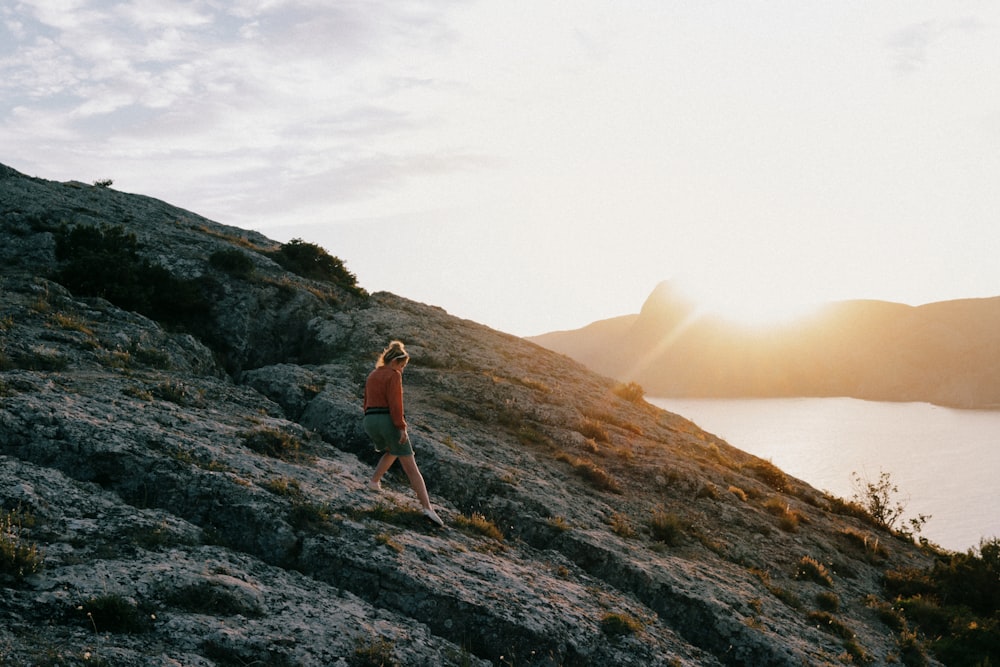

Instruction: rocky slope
[530,281,1000,409]
[0,164,942,666]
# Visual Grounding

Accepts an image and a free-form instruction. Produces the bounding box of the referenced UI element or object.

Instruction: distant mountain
[530,281,1000,408]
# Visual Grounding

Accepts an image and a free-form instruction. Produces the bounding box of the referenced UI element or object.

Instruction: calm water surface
[649,397,1000,553]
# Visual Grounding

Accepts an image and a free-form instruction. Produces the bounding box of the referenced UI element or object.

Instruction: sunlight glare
[675,277,821,329]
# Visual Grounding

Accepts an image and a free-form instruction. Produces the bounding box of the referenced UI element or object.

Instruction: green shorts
[363,412,414,457]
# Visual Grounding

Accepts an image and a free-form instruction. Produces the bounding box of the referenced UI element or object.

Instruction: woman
[363,340,444,527]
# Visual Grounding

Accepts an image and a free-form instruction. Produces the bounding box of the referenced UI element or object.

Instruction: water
[649,397,1000,553]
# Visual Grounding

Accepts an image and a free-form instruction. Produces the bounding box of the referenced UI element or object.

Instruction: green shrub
[209,248,255,278]
[53,224,210,328]
[883,538,1000,667]
[268,238,359,292]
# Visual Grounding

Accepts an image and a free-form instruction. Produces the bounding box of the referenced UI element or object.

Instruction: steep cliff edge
[1,164,943,666]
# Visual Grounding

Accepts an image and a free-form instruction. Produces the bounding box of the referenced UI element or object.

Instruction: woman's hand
[399,429,409,444]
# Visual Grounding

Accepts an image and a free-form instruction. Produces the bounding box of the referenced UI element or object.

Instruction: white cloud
[888,16,985,73]
[3,1,1000,335]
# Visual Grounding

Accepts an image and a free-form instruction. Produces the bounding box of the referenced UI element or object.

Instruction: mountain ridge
[0,163,966,665]
[530,280,1000,408]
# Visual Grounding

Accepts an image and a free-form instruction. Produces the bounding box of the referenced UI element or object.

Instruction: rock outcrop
[1,164,942,666]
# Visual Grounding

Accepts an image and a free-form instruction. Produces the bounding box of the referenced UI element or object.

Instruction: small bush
[209,248,255,278]
[696,482,720,500]
[816,591,841,612]
[649,510,685,546]
[455,512,504,541]
[263,477,303,498]
[851,470,904,530]
[0,510,44,581]
[578,417,610,443]
[841,527,889,560]
[612,382,645,403]
[555,453,621,493]
[288,500,332,532]
[53,223,211,328]
[374,532,404,553]
[547,516,571,532]
[882,538,1000,667]
[727,485,748,501]
[609,513,636,538]
[764,497,805,532]
[350,636,398,667]
[600,612,643,638]
[806,611,854,640]
[153,379,203,406]
[745,459,788,492]
[243,428,304,461]
[795,556,833,587]
[50,311,94,335]
[268,238,360,293]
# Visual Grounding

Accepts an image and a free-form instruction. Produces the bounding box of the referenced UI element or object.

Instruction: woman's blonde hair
[376,340,409,368]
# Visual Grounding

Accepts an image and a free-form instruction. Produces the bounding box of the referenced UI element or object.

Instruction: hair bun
[380,340,409,365]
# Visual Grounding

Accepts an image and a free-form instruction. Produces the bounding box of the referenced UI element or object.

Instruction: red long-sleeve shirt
[363,366,407,430]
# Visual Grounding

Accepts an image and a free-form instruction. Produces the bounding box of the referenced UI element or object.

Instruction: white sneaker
[422,507,444,527]
[368,481,382,492]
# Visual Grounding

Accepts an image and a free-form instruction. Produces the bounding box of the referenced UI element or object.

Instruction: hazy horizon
[4,1,999,337]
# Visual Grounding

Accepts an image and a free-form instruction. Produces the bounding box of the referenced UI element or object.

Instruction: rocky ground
[0,164,942,666]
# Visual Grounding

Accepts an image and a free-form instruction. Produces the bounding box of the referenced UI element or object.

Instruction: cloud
[888,17,983,73]
[1,0,467,208]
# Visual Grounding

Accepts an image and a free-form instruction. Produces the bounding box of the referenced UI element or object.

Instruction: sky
[2,1,999,337]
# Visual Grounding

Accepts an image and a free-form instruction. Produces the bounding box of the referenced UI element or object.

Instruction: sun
[674,277,822,329]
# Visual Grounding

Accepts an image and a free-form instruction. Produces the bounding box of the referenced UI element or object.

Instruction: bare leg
[370,453,397,489]
[398,456,431,509]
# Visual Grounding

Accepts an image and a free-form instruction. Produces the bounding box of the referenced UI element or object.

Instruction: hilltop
[530,281,1000,409]
[0,163,958,665]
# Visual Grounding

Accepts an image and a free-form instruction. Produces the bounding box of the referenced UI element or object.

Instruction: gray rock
[0,163,945,666]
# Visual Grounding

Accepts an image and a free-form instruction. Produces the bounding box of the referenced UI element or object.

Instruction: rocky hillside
[0,164,944,666]
[530,281,1000,409]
